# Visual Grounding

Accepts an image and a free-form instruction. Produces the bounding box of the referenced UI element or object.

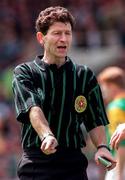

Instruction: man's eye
[54,32,60,35]
[66,32,71,35]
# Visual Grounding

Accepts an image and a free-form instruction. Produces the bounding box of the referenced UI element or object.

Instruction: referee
[12,6,116,180]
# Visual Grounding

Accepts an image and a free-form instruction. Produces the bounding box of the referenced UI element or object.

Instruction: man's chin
[57,53,67,58]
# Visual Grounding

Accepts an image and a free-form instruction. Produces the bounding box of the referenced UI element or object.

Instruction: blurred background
[0,0,125,179]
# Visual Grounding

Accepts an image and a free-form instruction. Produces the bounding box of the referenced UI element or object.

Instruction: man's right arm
[29,106,58,154]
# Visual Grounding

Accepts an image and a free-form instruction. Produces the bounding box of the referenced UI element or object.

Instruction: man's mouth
[57,46,67,49]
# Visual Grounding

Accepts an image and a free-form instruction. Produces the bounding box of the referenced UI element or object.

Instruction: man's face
[43,22,72,60]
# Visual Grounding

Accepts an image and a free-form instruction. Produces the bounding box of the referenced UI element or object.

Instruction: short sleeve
[83,68,109,131]
[12,63,43,123]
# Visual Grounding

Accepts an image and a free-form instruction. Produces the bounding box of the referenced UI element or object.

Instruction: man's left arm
[89,125,116,170]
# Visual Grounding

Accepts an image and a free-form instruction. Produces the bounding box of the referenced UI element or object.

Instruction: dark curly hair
[35,6,75,35]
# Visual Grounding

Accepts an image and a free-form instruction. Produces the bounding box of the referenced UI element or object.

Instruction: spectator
[98,66,125,180]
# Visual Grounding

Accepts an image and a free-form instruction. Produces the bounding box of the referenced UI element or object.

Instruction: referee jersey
[12,55,109,150]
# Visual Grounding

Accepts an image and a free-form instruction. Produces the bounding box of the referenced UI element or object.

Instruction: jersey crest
[75,95,87,113]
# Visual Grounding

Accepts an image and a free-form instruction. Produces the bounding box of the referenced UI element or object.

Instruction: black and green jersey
[12,55,109,149]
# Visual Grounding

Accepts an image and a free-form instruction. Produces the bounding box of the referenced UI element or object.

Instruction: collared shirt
[12,55,109,149]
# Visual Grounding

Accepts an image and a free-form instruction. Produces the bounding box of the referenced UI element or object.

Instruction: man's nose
[60,34,67,41]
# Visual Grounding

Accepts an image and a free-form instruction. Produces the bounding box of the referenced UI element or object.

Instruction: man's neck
[43,55,66,67]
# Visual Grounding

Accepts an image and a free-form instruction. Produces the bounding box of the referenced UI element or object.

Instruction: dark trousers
[17,147,88,180]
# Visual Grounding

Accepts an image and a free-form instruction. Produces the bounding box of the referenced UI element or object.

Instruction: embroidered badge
[75,95,87,113]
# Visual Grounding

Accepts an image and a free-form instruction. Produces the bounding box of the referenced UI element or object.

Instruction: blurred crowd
[1,0,125,70]
[1,0,125,179]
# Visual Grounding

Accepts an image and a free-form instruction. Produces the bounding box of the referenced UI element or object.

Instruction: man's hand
[110,123,125,150]
[95,147,116,171]
[40,135,58,155]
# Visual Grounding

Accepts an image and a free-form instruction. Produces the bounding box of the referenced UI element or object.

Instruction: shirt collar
[34,55,73,71]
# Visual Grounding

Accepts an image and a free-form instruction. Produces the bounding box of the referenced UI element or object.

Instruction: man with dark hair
[12,6,116,180]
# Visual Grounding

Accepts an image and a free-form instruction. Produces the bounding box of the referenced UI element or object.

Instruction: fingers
[110,124,125,150]
[107,161,117,171]
[42,148,57,155]
[96,156,116,171]
[95,148,117,171]
[110,131,123,150]
[41,136,58,155]
[110,133,119,150]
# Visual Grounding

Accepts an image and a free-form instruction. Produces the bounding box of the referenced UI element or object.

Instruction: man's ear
[36,32,44,45]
